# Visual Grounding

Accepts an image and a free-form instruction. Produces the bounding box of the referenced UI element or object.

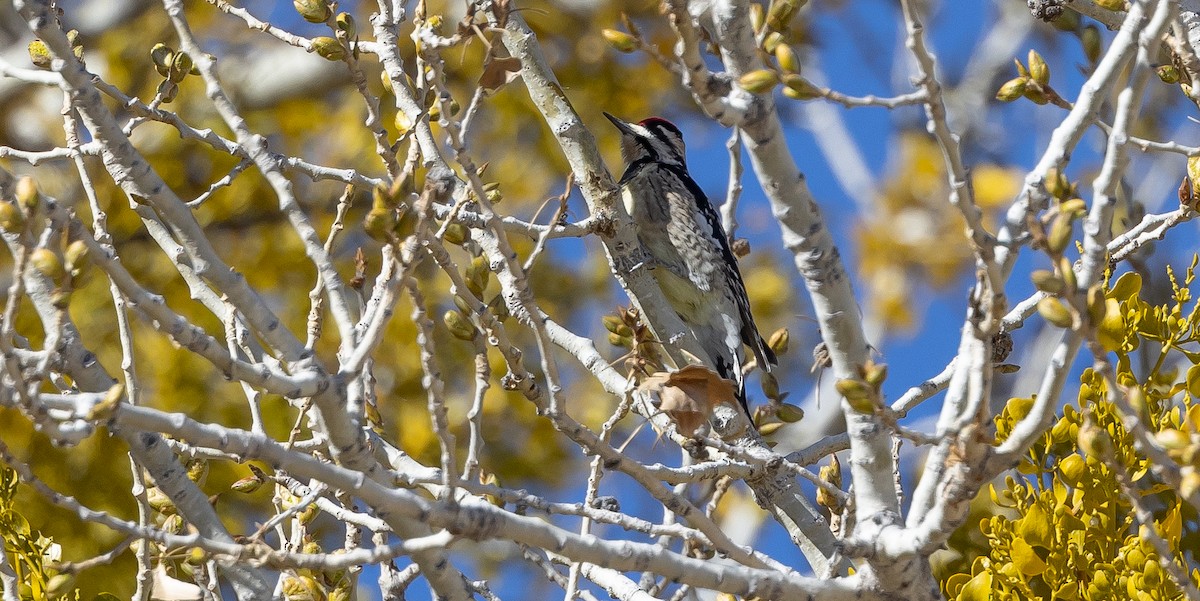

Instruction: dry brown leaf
[638,365,737,436]
[478,56,522,92]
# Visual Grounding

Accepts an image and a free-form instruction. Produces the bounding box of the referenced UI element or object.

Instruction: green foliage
[0,466,79,600]
[940,259,1200,600]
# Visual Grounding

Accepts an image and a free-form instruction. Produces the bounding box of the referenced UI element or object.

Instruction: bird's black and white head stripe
[604,113,686,169]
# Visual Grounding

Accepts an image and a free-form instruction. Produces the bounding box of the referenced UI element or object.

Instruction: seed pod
[782,74,822,100]
[294,0,331,23]
[15,176,38,211]
[995,77,1027,102]
[443,310,477,341]
[311,36,346,61]
[28,40,52,69]
[768,327,790,355]
[601,29,637,53]
[29,248,65,283]
[1027,50,1049,86]
[0,202,24,232]
[150,43,174,77]
[774,44,800,74]
[1037,297,1073,328]
[738,69,778,94]
[168,51,193,83]
[1031,269,1064,294]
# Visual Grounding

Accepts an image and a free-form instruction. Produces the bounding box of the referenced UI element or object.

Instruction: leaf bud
[363,207,395,241]
[750,3,765,32]
[28,40,52,69]
[768,327,790,355]
[1044,168,1071,200]
[834,378,870,401]
[1031,269,1064,294]
[774,44,800,74]
[168,51,193,83]
[1081,25,1102,64]
[1046,214,1073,255]
[1154,428,1190,451]
[294,0,331,23]
[757,422,785,436]
[1023,84,1049,105]
[602,314,624,334]
[995,77,1028,102]
[776,403,804,423]
[761,372,780,400]
[1093,0,1124,10]
[1059,197,1087,217]
[0,202,24,232]
[1157,65,1180,84]
[335,12,356,40]
[1077,418,1113,459]
[150,43,174,77]
[1037,297,1073,328]
[45,574,76,599]
[466,255,490,297]
[487,295,509,321]
[738,69,778,94]
[311,36,346,61]
[444,309,477,341]
[863,361,887,387]
[231,476,263,494]
[1086,283,1107,323]
[443,222,469,245]
[781,74,822,100]
[1027,49,1049,86]
[1058,256,1077,291]
[601,29,637,53]
[29,248,65,283]
[15,176,38,211]
[766,0,800,31]
[762,32,784,54]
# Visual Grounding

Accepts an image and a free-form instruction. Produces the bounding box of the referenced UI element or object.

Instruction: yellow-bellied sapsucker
[605,113,777,416]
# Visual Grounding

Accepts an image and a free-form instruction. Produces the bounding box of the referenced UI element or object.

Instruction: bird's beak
[603,112,636,136]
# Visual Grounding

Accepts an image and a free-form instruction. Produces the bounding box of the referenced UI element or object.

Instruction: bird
[604,112,777,419]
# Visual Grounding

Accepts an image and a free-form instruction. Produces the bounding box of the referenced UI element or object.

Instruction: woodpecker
[604,112,777,417]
